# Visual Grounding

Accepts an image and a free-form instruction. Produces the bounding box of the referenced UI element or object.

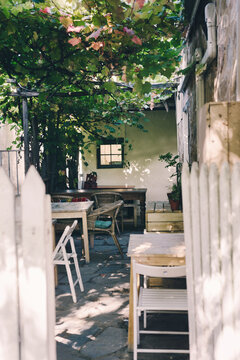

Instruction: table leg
[82,213,90,263]
[140,199,146,228]
[128,258,134,351]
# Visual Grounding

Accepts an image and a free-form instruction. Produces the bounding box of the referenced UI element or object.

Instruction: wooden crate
[146,209,183,232]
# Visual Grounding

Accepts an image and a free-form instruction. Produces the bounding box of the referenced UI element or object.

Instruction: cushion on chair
[95,220,112,228]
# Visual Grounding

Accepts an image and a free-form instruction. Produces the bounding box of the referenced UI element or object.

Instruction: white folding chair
[133,260,189,360]
[53,220,84,303]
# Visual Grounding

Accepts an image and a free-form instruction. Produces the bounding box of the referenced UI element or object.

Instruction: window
[97,138,124,168]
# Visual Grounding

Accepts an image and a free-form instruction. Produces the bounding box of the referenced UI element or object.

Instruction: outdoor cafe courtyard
[1,1,240,360]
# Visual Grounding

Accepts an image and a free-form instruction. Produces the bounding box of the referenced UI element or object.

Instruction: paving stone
[80,327,127,358]
[94,245,118,252]
[99,264,125,274]
[58,326,100,350]
[94,239,105,245]
[105,237,117,245]
[121,240,129,247]
[56,342,85,360]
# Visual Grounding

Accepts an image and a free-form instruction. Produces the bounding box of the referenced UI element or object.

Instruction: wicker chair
[87,200,124,257]
[91,191,124,233]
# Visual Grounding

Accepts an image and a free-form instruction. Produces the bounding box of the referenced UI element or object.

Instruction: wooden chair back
[91,191,123,208]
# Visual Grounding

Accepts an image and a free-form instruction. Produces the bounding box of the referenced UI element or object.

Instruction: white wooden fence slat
[199,164,210,276]
[19,166,53,360]
[219,163,234,327]
[231,163,240,358]
[0,168,19,360]
[199,164,214,360]
[215,162,236,360]
[182,163,197,360]
[209,164,221,275]
[209,163,222,359]
[45,194,57,360]
[190,163,205,358]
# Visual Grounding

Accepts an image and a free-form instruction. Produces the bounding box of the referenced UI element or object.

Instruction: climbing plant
[0,0,184,191]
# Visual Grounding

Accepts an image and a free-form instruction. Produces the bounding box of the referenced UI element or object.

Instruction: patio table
[51,187,147,228]
[51,201,93,263]
[127,233,185,351]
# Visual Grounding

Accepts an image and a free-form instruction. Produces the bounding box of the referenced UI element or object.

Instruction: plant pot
[167,193,180,211]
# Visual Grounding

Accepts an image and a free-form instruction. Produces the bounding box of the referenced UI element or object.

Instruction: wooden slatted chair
[87,200,124,257]
[53,220,84,303]
[133,260,189,360]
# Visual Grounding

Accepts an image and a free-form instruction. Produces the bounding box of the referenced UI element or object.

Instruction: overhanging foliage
[0,0,184,191]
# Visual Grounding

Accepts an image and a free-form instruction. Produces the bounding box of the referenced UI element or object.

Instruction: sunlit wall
[83,109,177,202]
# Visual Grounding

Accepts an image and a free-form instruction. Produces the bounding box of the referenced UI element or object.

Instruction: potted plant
[158,152,182,211]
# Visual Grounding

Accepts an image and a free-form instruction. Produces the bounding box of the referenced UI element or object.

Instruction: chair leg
[115,220,120,235]
[133,304,138,360]
[144,310,147,328]
[63,250,77,303]
[121,210,124,232]
[112,233,124,258]
[73,255,84,292]
[69,237,84,292]
[137,313,140,345]
[143,275,147,328]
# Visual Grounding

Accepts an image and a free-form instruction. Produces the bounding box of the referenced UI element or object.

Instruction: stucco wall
[83,110,177,202]
[0,123,25,191]
[0,123,17,150]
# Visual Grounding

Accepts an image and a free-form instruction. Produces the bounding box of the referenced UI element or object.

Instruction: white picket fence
[0,166,56,360]
[182,162,240,360]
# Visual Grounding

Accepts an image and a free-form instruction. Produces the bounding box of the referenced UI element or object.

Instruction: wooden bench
[146,201,184,232]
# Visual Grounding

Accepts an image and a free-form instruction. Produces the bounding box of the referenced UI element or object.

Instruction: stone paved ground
[55,229,189,360]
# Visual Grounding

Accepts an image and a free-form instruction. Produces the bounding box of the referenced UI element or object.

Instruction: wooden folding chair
[53,220,84,303]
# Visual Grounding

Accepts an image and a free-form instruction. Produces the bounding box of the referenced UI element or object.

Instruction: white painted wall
[83,110,178,202]
[0,123,25,192]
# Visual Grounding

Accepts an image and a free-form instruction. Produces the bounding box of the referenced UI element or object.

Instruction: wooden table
[51,201,93,263]
[127,233,185,351]
[51,187,147,228]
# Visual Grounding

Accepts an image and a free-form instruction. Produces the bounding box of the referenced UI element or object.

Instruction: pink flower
[132,35,142,45]
[136,0,145,9]
[87,28,102,40]
[68,38,81,46]
[91,41,104,50]
[67,25,85,33]
[40,7,51,14]
[123,27,135,36]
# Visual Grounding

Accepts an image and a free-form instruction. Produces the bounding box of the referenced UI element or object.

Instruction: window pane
[111,155,122,164]
[100,144,111,154]
[100,155,111,165]
[111,144,122,154]
[97,139,123,168]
